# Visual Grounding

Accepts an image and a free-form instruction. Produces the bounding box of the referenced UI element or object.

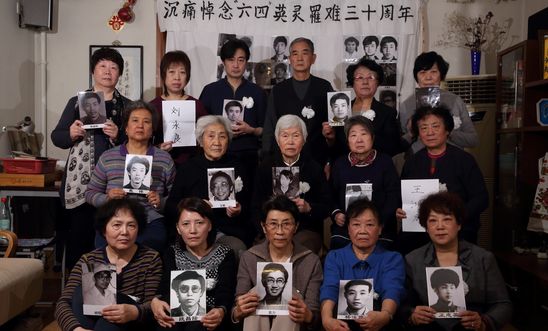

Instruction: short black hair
[261,194,300,225]
[344,36,359,47]
[430,268,460,289]
[95,197,147,236]
[273,36,287,48]
[220,38,250,61]
[380,90,396,102]
[171,270,206,294]
[346,57,384,87]
[83,92,101,104]
[380,36,398,49]
[160,50,191,96]
[345,198,381,227]
[224,100,243,112]
[274,62,287,72]
[411,105,454,139]
[418,192,466,228]
[123,100,159,132]
[90,47,124,75]
[177,197,217,249]
[413,51,450,82]
[126,156,151,175]
[260,262,289,287]
[362,35,379,47]
[329,92,350,107]
[344,279,372,294]
[344,115,375,141]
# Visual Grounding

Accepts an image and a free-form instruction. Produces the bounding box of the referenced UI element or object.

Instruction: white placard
[123,154,153,195]
[401,179,439,232]
[256,262,292,316]
[207,168,236,208]
[162,100,197,147]
[170,269,207,322]
[82,262,116,316]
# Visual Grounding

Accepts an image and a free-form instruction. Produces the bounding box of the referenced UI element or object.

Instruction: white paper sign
[162,100,196,147]
[401,179,439,232]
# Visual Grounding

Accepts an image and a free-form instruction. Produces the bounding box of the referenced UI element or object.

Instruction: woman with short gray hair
[166,115,250,255]
[252,115,331,254]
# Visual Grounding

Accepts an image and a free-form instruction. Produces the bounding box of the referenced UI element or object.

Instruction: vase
[471,50,481,75]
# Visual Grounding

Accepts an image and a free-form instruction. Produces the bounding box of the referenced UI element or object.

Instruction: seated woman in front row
[151,197,236,331]
[400,192,512,330]
[55,198,162,331]
[320,198,405,331]
[232,195,323,331]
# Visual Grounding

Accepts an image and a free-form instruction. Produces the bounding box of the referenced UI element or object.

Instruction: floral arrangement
[435,11,509,52]
[301,106,315,119]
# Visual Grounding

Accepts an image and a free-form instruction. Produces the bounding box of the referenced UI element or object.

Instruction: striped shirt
[55,246,162,331]
[85,144,176,222]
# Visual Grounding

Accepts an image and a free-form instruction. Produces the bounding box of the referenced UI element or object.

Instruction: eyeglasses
[353,75,376,82]
[266,277,286,285]
[264,221,295,231]
[179,285,202,294]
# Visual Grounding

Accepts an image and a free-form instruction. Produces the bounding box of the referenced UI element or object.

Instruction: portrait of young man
[78,91,107,128]
[427,267,466,318]
[337,279,373,319]
[256,262,292,315]
[123,155,152,193]
[170,270,207,321]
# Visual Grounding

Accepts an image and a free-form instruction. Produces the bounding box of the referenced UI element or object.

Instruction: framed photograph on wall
[89,45,143,100]
[539,30,548,80]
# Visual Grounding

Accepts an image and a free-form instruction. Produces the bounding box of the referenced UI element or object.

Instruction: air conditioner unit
[445,74,496,249]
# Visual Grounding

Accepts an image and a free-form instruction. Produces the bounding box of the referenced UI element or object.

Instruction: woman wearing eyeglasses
[151,197,236,331]
[232,195,323,331]
[323,57,404,160]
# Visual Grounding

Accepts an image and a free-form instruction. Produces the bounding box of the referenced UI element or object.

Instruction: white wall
[0,0,35,129]
[46,0,157,160]
[6,0,543,159]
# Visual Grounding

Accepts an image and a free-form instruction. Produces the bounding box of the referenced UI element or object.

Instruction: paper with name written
[162,100,196,147]
[401,179,439,232]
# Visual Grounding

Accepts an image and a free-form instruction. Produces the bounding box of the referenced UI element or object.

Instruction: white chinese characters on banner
[162,100,197,147]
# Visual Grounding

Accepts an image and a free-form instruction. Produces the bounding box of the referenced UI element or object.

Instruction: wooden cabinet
[494,40,548,251]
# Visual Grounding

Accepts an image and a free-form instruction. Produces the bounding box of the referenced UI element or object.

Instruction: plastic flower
[301,106,315,119]
[242,96,254,109]
[453,116,462,130]
[439,183,448,192]
[234,176,243,193]
[362,109,376,121]
[298,181,310,195]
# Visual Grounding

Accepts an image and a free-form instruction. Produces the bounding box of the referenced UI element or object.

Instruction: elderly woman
[401,192,512,331]
[85,100,176,253]
[252,114,331,254]
[323,57,403,160]
[51,47,130,269]
[151,197,236,330]
[233,195,323,331]
[55,198,162,331]
[399,52,478,154]
[165,115,251,251]
[395,105,488,255]
[149,51,208,166]
[320,199,405,331]
[329,115,400,250]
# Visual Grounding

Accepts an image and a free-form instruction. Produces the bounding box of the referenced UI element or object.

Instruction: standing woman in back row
[51,47,130,270]
[149,50,208,166]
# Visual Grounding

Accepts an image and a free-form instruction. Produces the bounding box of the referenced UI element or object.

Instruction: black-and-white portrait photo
[82,262,116,316]
[362,35,380,60]
[207,168,236,208]
[345,183,373,210]
[272,166,300,199]
[78,91,107,129]
[426,267,466,318]
[271,36,289,62]
[379,35,398,61]
[343,36,361,62]
[337,279,374,320]
[254,62,272,88]
[222,99,245,124]
[123,154,153,194]
[328,91,351,126]
[170,269,207,322]
[380,62,397,87]
[379,89,398,109]
[271,62,289,86]
[415,87,441,109]
[256,262,292,316]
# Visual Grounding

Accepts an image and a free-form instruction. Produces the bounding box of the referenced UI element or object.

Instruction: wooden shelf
[525,79,548,88]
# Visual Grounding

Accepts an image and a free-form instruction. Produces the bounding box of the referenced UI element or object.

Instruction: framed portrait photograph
[271,35,289,62]
[89,45,143,100]
[222,99,245,125]
[170,269,207,322]
[272,166,300,199]
[78,90,107,129]
[345,183,373,211]
[123,154,153,195]
[207,168,236,208]
[539,30,548,80]
[82,262,116,316]
[327,91,352,127]
[343,35,362,62]
[426,266,467,318]
[256,262,292,316]
[337,279,374,320]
